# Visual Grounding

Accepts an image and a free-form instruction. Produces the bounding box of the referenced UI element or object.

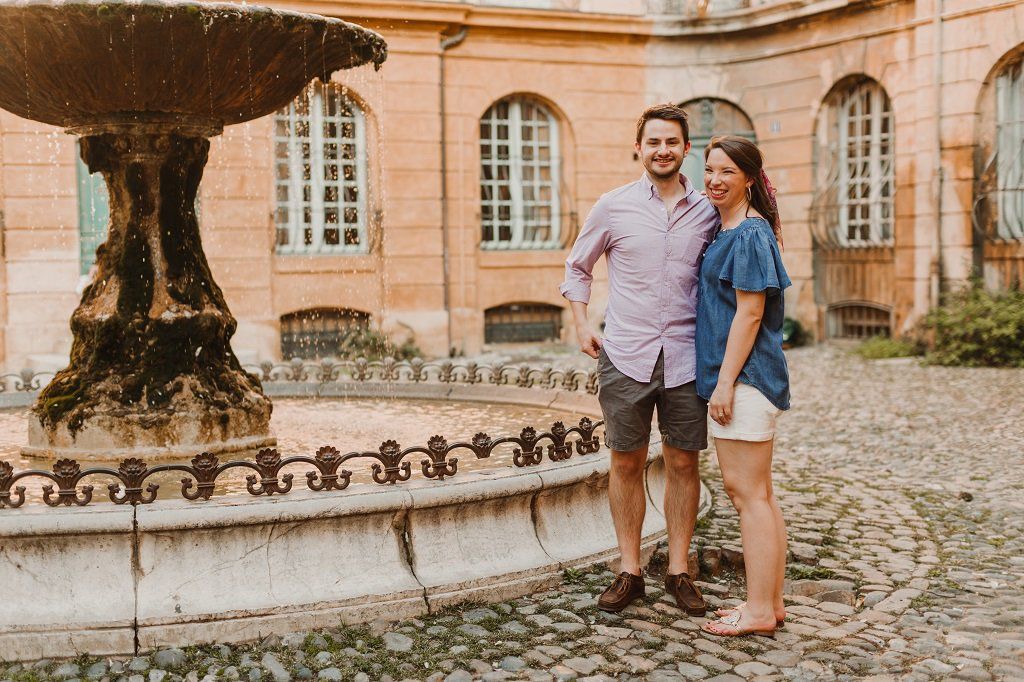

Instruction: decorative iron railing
[242,357,600,394]
[0,358,600,395]
[0,369,56,393]
[0,417,604,510]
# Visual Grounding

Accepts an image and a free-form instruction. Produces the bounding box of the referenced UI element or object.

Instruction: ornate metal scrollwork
[0,417,604,510]
[235,357,600,396]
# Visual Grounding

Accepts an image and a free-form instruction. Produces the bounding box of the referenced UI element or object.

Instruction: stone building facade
[0,0,1021,369]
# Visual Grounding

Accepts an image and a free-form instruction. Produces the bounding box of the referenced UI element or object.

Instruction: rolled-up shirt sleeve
[559,198,610,304]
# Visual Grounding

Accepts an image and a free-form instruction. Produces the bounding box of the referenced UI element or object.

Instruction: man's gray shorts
[597,348,708,452]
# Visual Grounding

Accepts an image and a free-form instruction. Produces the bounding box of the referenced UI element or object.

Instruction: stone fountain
[0,0,387,460]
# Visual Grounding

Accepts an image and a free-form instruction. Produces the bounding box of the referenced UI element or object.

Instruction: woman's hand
[709,382,735,426]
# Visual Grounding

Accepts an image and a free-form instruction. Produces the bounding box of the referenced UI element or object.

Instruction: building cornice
[270,0,652,38]
[651,0,908,36]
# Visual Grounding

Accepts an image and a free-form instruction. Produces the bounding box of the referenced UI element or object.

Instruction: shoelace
[670,573,698,594]
[610,574,631,594]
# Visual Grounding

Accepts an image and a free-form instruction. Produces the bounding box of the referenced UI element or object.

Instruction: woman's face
[704,147,752,210]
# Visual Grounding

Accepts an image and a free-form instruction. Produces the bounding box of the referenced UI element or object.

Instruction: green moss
[786,564,838,581]
[853,335,922,360]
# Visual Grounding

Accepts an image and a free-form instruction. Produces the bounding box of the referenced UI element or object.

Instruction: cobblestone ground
[4,346,1023,682]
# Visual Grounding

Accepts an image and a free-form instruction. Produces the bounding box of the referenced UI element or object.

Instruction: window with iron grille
[280,308,371,360]
[480,97,561,250]
[994,59,1024,241]
[275,83,367,255]
[826,302,892,339]
[812,79,895,248]
[484,303,563,344]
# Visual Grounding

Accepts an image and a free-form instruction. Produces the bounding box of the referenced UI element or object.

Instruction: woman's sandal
[701,610,777,639]
[714,602,786,628]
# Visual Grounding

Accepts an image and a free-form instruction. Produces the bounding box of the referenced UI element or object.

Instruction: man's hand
[708,381,735,426]
[576,324,602,359]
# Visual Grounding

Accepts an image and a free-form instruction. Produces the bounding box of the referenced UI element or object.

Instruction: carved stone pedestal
[24,121,273,461]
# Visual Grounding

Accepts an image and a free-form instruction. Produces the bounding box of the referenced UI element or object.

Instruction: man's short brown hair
[635,104,690,145]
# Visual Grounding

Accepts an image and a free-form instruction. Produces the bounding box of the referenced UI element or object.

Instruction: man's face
[635,118,690,180]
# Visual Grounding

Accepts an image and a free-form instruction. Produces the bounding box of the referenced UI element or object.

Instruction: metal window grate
[826,303,892,339]
[484,303,563,344]
[480,98,561,250]
[812,79,895,248]
[280,308,371,360]
[275,83,368,255]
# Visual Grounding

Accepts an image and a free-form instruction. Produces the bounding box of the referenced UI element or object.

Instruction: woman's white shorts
[709,382,782,442]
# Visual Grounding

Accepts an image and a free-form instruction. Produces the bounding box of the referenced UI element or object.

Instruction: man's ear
[684,140,692,156]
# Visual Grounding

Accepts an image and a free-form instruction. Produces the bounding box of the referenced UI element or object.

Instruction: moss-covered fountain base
[23,121,273,460]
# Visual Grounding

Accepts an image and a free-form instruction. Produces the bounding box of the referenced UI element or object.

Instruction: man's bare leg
[609,445,649,575]
[662,444,701,575]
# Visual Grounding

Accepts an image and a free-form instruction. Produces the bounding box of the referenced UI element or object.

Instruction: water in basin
[0,397,588,504]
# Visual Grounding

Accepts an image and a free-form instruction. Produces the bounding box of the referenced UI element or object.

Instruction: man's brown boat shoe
[597,571,646,612]
[665,572,707,616]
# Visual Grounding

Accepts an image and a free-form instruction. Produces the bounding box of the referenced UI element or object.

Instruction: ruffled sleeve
[719,222,792,296]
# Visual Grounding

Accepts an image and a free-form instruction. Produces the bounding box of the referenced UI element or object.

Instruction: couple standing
[560,104,791,638]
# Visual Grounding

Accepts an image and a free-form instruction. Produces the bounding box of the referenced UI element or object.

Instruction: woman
[695,135,791,638]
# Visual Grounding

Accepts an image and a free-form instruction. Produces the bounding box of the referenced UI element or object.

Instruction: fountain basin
[0,383,709,661]
[0,0,387,129]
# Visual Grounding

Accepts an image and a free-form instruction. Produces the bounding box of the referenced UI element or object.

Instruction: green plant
[785,564,837,581]
[782,316,807,348]
[920,283,1024,367]
[853,335,922,359]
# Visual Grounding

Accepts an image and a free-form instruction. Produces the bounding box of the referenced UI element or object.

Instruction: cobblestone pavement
[4,346,1023,681]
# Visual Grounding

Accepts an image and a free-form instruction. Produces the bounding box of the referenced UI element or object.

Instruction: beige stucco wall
[0,0,1021,368]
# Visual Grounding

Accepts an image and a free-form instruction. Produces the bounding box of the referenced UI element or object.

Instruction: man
[559,104,719,614]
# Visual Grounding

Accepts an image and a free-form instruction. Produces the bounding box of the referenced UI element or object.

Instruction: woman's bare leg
[707,437,783,633]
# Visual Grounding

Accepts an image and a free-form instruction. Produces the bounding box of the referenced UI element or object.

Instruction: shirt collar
[641,172,695,203]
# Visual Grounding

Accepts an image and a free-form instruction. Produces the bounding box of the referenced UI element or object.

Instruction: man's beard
[646,157,682,179]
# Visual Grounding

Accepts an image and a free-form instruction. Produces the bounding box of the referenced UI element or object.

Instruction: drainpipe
[930,0,944,309]
[440,26,468,357]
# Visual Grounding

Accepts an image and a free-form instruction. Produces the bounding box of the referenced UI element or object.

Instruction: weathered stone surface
[676,662,710,678]
[383,632,414,652]
[456,624,489,638]
[463,608,499,624]
[443,671,473,682]
[563,658,599,675]
[153,649,187,669]
[260,654,290,682]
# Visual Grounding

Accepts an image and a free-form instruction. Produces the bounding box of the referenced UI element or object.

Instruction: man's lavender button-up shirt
[560,173,720,388]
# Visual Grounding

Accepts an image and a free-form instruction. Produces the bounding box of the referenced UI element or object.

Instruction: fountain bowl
[0,0,387,130]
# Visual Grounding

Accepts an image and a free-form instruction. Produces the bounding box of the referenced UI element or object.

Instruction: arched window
[280,308,371,360]
[479,97,561,250]
[484,303,563,344]
[812,78,895,248]
[275,82,368,255]
[976,56,1024,242]
[679,98,756,190]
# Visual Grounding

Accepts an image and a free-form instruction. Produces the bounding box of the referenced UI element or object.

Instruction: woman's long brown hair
[704,135,782,246]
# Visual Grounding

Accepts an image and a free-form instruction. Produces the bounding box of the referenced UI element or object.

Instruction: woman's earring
[746,186,752,202]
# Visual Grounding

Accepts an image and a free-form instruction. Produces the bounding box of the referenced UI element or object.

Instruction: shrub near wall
[921,285,1024,367]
